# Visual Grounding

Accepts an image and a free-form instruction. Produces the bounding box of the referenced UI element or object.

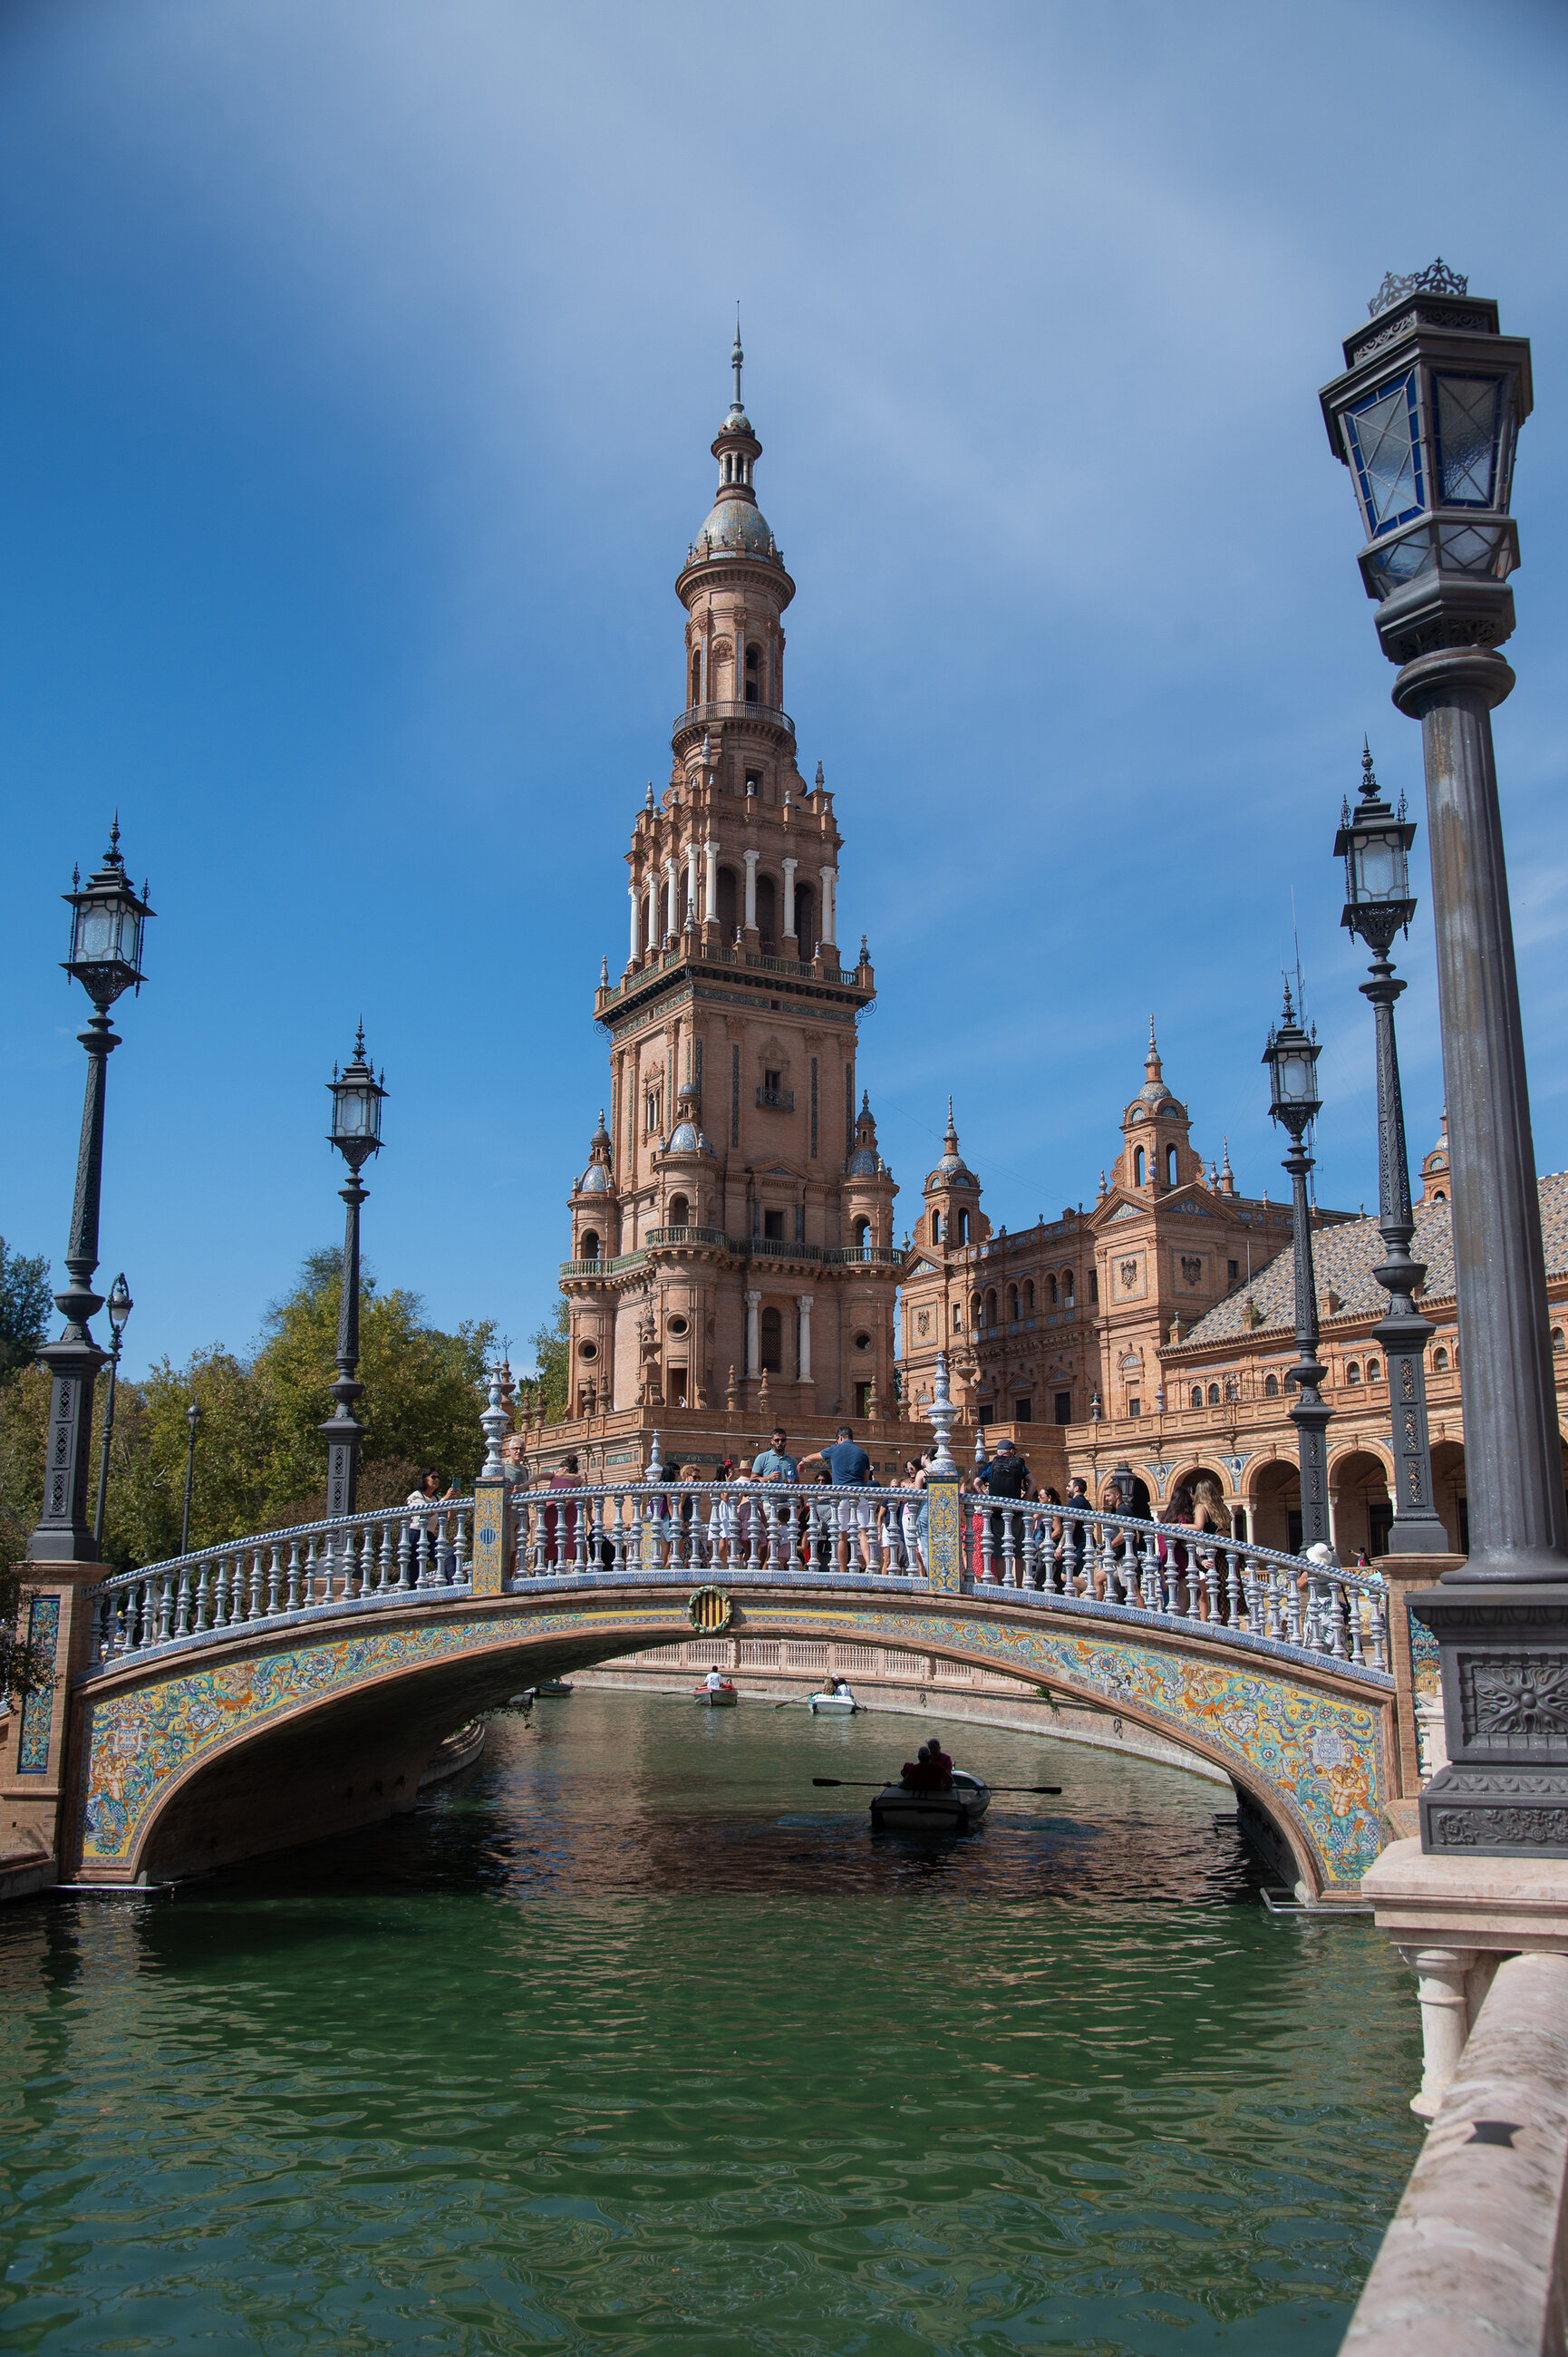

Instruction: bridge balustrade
[79,1482,1388,1682]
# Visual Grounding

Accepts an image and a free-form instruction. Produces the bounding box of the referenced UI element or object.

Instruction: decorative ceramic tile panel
[17,1595,61,1773]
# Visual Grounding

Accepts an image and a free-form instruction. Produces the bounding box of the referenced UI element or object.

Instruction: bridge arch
[71,1582,1390,1903]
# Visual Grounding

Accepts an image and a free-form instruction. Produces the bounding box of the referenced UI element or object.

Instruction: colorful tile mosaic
[17,1595,61,1774]
[80,1589,1388,1889]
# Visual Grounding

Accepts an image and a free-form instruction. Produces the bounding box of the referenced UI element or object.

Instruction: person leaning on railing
[798,1424,875,1572]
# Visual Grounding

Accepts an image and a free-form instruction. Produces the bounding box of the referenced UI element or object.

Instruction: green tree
[0,1238,52,1382]
[529,1300,570,1422]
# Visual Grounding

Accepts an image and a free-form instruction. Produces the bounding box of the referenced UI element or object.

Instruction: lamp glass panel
[1279,1052,1312,1101]
[1355,838,1400,900]
[1437,519,1511,577]
[1434,374,1501,507]
[339,1087,374,1137]
[1363,525,1434,599]
[1346,372,1425,538]
[77,905,114,959]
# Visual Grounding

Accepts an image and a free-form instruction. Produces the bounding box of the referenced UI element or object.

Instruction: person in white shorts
[798,1425,875,1570]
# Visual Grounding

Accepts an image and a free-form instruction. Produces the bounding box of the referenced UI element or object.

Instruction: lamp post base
[1413,1584,1568,1857]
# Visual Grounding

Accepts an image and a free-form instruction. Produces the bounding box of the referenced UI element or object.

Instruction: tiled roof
[1183,1172,1568,1346]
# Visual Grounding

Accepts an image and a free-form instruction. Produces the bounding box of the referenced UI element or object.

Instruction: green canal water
[1,1689,1421,2354]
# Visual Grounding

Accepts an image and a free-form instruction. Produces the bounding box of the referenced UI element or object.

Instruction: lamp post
[322,1026,386,1518]
[92,1274,132,1549]
[1321,264,1568,1857]
[29,822,153,1564]
[179,1399,199,1557]
[1262,987,1332,1554]
[1334,744,1449,1555]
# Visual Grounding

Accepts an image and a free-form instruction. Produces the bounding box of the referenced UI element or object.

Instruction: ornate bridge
[54,1436,1408,1900]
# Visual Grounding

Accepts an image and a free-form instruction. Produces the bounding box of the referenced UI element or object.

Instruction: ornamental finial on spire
[732,304,743,410]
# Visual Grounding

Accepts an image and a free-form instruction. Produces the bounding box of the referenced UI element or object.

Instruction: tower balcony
[671,698,794,753]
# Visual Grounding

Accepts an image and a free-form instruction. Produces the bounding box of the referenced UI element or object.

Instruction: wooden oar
[773,1692,818,1710]
[810,1778,1062,1794]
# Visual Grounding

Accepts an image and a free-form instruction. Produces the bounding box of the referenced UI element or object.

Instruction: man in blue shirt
[799,1424,875,1570]
[750,1428,798,1482]
[750,1428,799,1572]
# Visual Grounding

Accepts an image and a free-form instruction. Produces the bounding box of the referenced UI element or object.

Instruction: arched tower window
[716,866,739,941]
[668,1194,689,1230]
[1048,1274,1058,1306]
[985,1288,998,1325]
[581,1230,600,1262]
[1207,1382,1220,1406]
[1023,1280,1034,1314]
[1134,1147,1146,1186]
[754,873,777,946]
[1007,1285,1019,1321]
[1190,1386,1203,1409]
[744,645,760,706]
[930,1211,941,1244]
[852,1216,870,1249]
[690,649,702,706]
[795,883,815,956]
[1062,1270,1075,1306]
[1166,1144,1178,1186]
[760,1305,783,1372]
[1264,1372,1280,1396]
[956,1208,970,1244]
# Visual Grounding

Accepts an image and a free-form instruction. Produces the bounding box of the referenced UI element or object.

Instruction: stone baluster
[1224,1550,1245,1627]
[1021,1509,1040,1589]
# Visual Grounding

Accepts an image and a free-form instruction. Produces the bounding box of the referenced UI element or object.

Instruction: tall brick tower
[559,332,899,1435]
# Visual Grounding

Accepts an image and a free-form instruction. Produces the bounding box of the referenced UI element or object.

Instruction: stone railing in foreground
[76,1486,1389,1683]
[1341,1950,1568,2355]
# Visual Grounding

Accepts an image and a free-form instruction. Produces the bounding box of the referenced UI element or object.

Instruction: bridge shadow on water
[3,1691,1422,2357]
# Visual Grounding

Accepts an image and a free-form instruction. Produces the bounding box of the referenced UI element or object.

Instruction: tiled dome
[693,495,777,559]
[847,1146,878,1177]
[578,1162,611,1193]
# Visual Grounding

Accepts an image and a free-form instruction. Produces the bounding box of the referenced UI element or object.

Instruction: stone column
[703,838,718,924]
[819,865,837,952]
[744,1290,761,1380]
[1400,1945,1480,2119]
[663,858,677,943]
[781,857,798,941]
[796,1294,813,1381]
[627,881,640,967]
[743,849,759,936]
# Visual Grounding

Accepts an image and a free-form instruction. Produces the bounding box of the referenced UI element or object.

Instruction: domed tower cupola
[1113,1020,1205,1197]
[843,1091,898,1253]
[920,1099,991,1253]
[1418,1110,1451,1205]
[569,1109,619,1262]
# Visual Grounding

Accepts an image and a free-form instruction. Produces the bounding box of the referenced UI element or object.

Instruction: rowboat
[533,1679,575,1698]
[808,1691,857,1715]
[869,1770,990,1833]
[694,1680,739,1707]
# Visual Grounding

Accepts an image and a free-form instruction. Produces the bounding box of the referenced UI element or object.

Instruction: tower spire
[731,306,743,411]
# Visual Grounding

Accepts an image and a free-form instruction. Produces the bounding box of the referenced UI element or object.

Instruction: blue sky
[3,0,1566,1382]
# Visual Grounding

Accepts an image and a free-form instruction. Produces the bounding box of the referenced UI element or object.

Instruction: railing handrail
[672,698,794,733]
[82,1493,474,1598]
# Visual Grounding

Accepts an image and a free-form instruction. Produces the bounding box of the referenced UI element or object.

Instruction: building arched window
[1207,1382,1221,1406]
[953,1302,962,1329]
[1190,1385,1204,1410]
[1553,1327,1565,1355]
[744,644,760,706]
[1166,1144,1178,1186]
[1048,1273,1059,1306]
[667,1194,689,1230]
[760,1305,783,1371]
[852,1216,870,1249]
[580,1230,600,1262]
[1089,1269,1099,1303]
[984,1288,998,1325]
[1224,1376,1238,1401]
[716,865,740,940]
[754,872,776,946]
[1434,1345,1449,1371]
[956,1208,970,1244]
[1023,1280,1034,1314]
[1367,1357,1382,1382]
[1062,1270,1075,1306]
[1431,1189,1447,1201]
[1346,1361,1361,1384]
[690,649,702,706]
[1007,1285,1019,1322]
[930,1211,941,1244]
[1134,1147,1146,1186]
[794,881,816,956]
[1264,1372,1280,1397]
[971,1292,982,1326]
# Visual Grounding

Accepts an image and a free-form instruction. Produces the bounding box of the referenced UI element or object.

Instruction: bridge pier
[0,1561,102,1892]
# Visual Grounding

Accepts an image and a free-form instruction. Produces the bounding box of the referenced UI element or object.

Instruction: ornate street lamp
[180,1399,199,1557]
[1334,745,1449,1555]
[1262,987,1332,1553]
[92,1273,132,1549]
[322,1026,387,1518]
[1321,264,1568,1857]
[30,822,153,1564]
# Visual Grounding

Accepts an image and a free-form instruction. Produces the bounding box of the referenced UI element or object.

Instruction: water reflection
[0,1690,1419,2356]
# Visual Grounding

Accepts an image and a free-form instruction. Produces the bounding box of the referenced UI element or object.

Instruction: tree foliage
[0,1249,496,1577]
[529,1300,571,1423]
[0,1237,52,1383]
